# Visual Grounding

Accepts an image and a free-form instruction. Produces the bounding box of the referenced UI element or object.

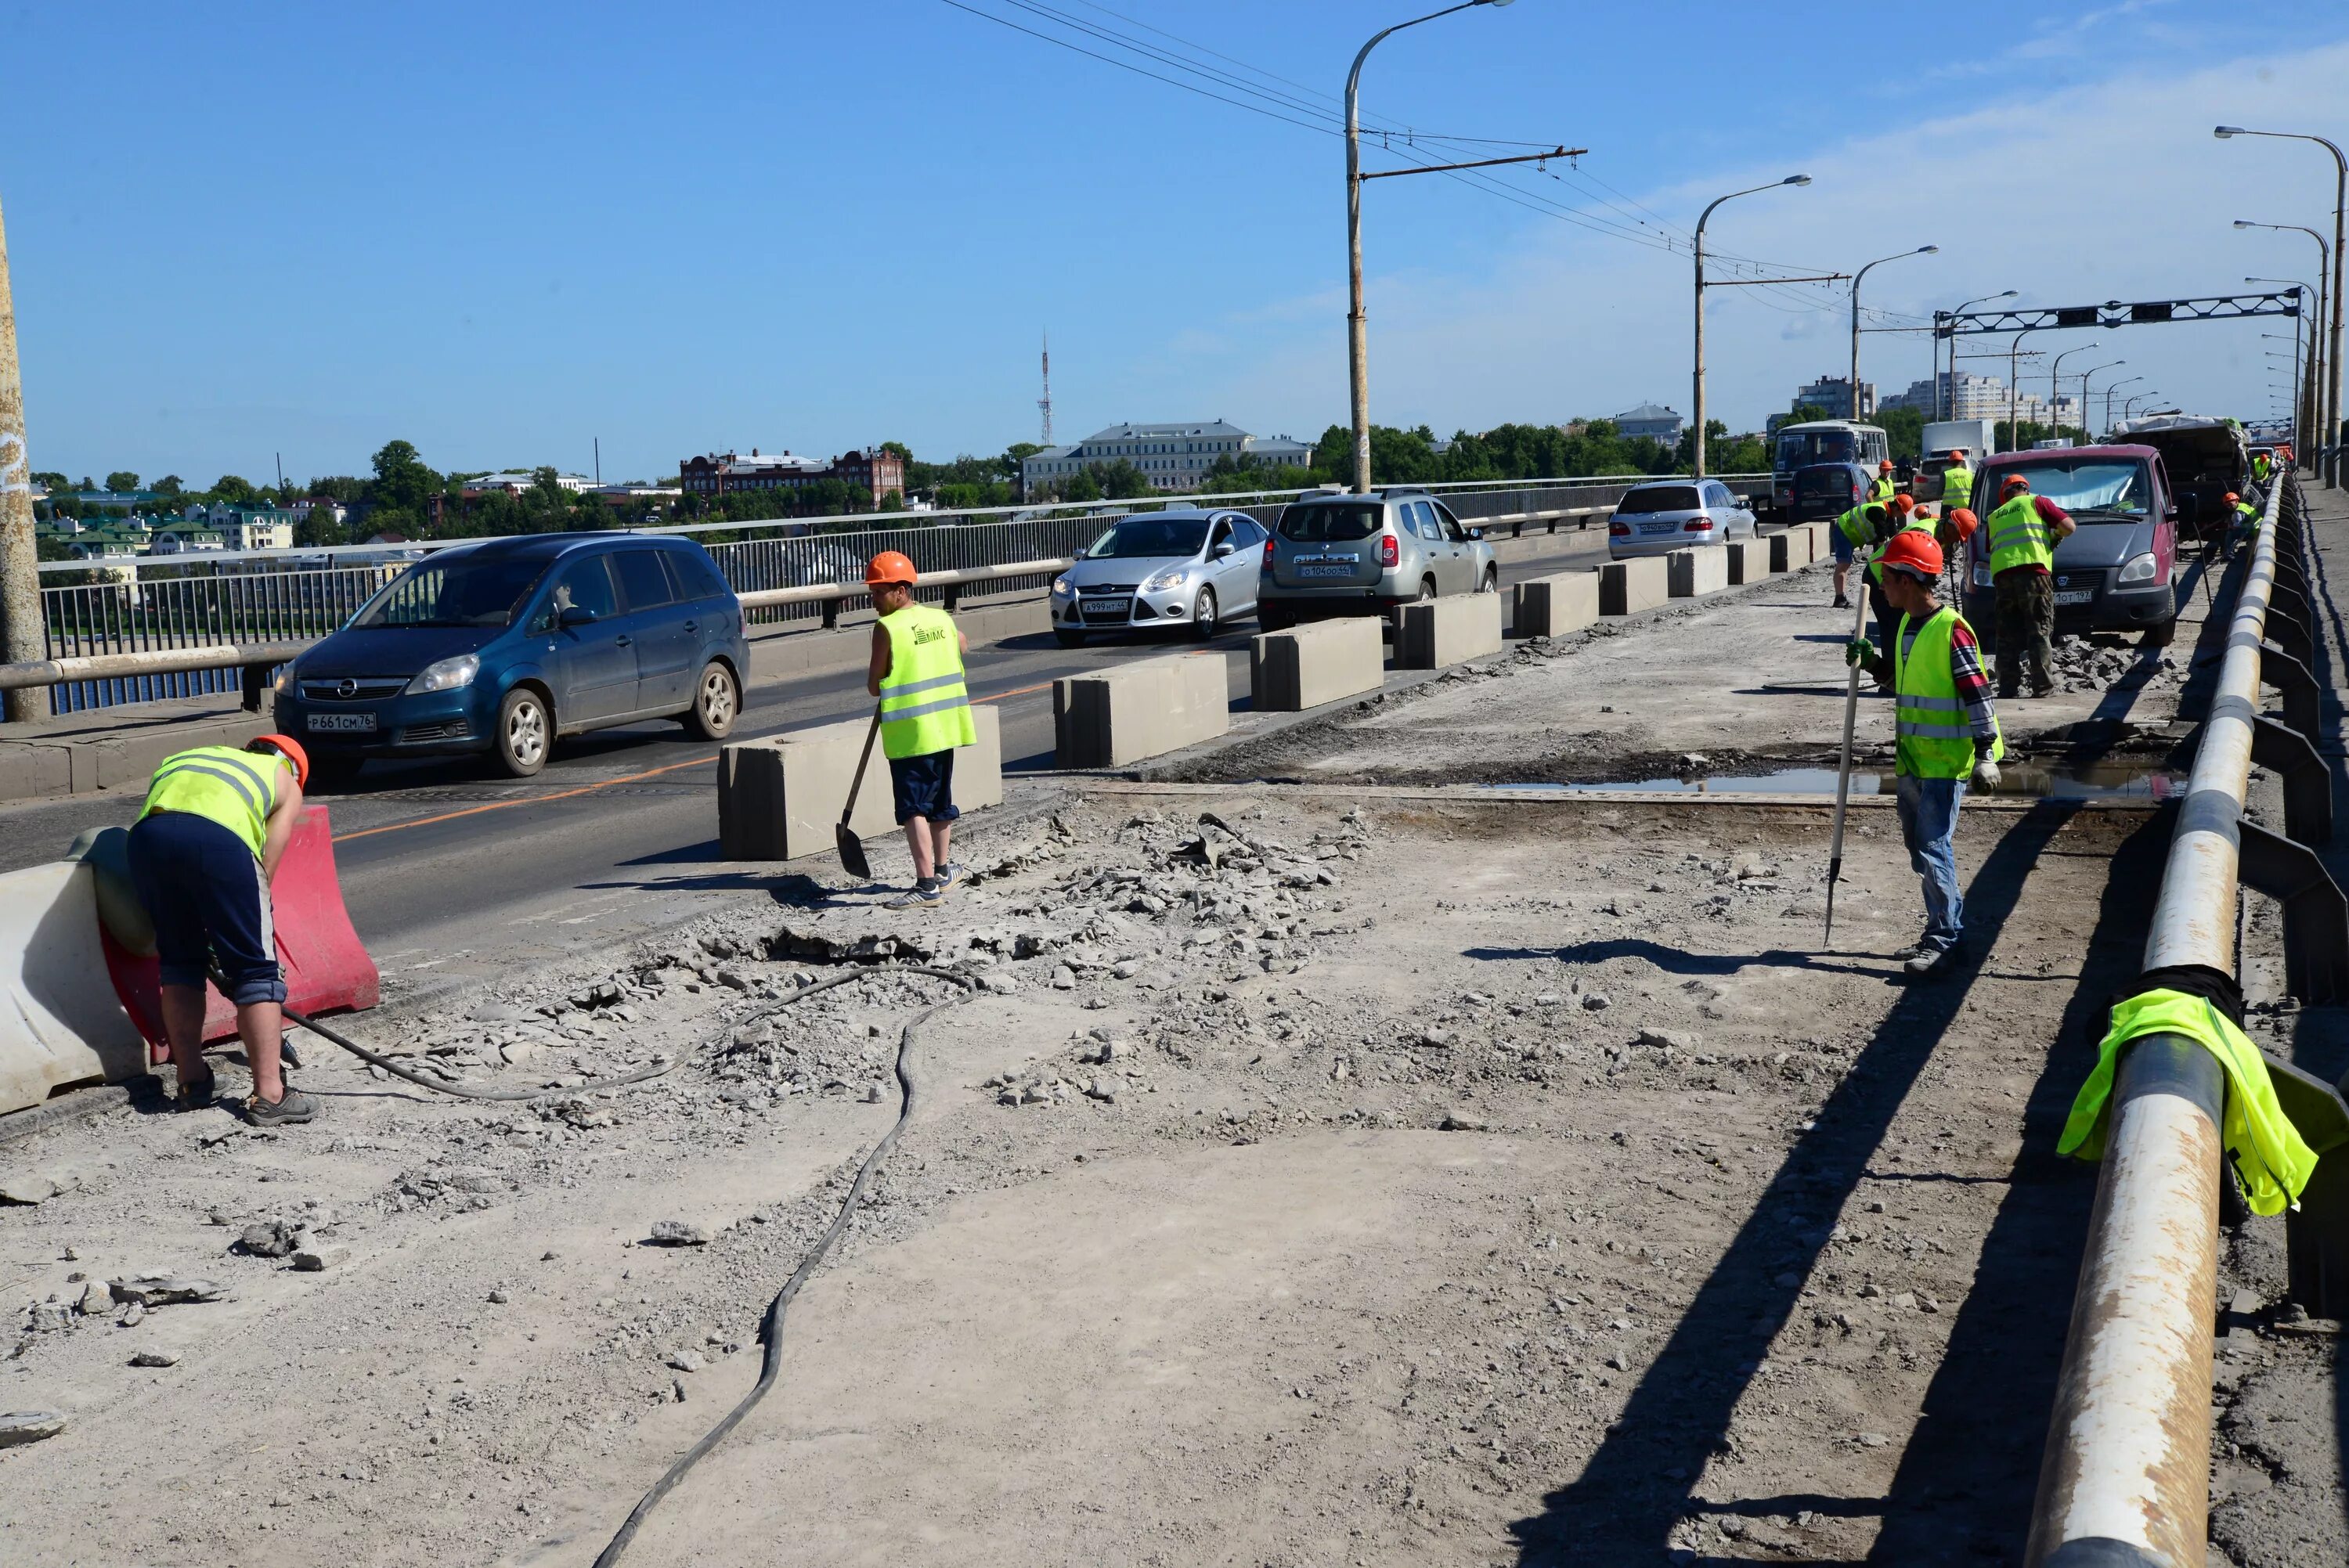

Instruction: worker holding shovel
[864,551,973,910]
[1842,531,2003,980]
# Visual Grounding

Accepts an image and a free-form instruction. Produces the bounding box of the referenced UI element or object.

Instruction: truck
[1917,418,1997,503]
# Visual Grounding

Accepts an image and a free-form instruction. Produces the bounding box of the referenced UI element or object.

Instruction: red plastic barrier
[103,806,380,1059]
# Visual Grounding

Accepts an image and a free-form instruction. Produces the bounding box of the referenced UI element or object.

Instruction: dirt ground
[3,539,2339,1567]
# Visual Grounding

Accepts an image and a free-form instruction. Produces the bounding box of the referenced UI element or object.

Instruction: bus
[1770,420,1890,517]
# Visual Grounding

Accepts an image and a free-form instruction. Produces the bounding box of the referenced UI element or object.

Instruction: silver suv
[1257,488,1497,632]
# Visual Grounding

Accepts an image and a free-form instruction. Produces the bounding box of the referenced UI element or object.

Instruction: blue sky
[3,0,2345,486]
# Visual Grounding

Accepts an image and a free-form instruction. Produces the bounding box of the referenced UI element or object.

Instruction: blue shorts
[888,750,960,827]
[127,811,286,1005]
[1831,529,1856,564]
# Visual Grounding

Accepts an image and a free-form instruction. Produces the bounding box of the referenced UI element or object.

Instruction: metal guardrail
[2026,476,2334,1566]
[31,478,1762,715]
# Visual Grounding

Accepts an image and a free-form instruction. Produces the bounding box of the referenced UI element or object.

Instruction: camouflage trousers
[1993,572,2054,694]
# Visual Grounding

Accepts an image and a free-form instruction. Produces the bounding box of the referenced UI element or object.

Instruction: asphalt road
[0,526,1635,997]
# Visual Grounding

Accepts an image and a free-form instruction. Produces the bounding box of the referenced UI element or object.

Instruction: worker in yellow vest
[2226,490,2261,553]
[1869,459,1898,503]
[127,734,315,1122]
[1939,449,1975,518]
[1843,530,2003,979]
[866,551,975,910]
[1981,473,2075,697]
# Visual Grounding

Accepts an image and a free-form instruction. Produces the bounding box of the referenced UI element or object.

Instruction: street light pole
[2235,220,2329,462]
[1849,246,1938,421]
[2078,361,2124,442]
[1346,0,1514,495]
[2051,343,2098,439]
[2105,375,2144,436]
[2218,128,2348,484]
[2256,312,2311,453]
[1692,174,1811,478]
[0,191,41,723]
[1935,290,2017,420]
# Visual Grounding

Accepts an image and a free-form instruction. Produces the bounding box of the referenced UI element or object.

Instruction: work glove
[1972,759,2002,791]
[1845,637,1875,668]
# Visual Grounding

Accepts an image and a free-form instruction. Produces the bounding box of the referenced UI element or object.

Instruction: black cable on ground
[591,962,980,1568]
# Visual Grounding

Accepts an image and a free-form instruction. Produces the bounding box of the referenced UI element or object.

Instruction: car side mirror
[1211,542,1235,559]
[559,604,600,628]
[1467,527,1485,541]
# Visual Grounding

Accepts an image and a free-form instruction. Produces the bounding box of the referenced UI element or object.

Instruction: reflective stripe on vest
[879,604,975,760]
[1837,504,1882,546]
[1984,492,2053,575]
[1891,607,2001,778]
[139,744,280,857]
[1941,465,1973,512]
[1869,476,1896,502]
[1867,517,1936,584]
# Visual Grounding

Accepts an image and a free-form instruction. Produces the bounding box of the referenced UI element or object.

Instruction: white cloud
[1184,34,2347,441]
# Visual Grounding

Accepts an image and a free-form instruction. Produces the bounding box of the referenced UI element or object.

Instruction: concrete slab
[1668,546,1730,598]
[0,860,150,1116]
[1512,571,1600,638]
[0,742,70,802]
[1768,528,1810,573]
[1724,539,1770,586]
[1054,653,1232,769]
[1395,593,1504,670]
[1599,557,1669,616]
[1250,618,1386,712]
[718,705,1004,861]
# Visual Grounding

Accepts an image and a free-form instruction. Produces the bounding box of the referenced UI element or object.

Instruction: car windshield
[1997,460,2150,517]
[1615,485,1701,515]
[1277,503,1381,542]
[1794,468,1855,502]
[353,555,549,629]
[1088,517,1210,559]
[1776,429,1859,470]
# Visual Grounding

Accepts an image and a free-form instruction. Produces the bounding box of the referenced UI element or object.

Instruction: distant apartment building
[289,496,349,528]
[1612,402,1685,444]
[677,447,906,506]
[1878,371,2009,420]
[180,502,296,550]
[461,471,591,499]
[1020,421,1305,495]
[1791,376,1876,420]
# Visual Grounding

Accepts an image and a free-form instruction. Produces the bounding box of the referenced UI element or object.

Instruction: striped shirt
[1862,608,2000,743]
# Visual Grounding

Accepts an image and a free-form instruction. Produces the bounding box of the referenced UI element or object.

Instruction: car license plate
[306,712,377,733]
[1080,598,1129,616]
[1296,564,1355,579]
[1640,521,1677,535]
[2054,589,2095,606]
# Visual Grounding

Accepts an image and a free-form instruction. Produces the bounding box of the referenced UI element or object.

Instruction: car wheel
[683,661,738,740]
[1417,577,1438,602]
[496,687,550,778]
[1054,628,1088,649]
[2140,617,2177,649]
[1257,602,1294,633]
[1478,566,1499,594]
[1190,586,1219,640]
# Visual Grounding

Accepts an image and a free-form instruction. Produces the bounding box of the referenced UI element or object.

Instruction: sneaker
[2030,679,2057,698]
[1832,595,1851,610]
[244,1087,318,1126]
[174,1068,216,1112]
[1889,941,1929,961]
[936,860,969,890]
[1903,944,1965,979]
[886,878,947,911]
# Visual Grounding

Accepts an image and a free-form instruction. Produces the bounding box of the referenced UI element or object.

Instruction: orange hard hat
[1877,528,1944,581]
[1945,506,1979,541]
[1889,492,1915,514]
[248,733,310,789]
[864,550,917,587]
[2225,492,2241,503]
[2001,473,2031,494]
[1878,458,1894,470]
[1948,447,1967,459]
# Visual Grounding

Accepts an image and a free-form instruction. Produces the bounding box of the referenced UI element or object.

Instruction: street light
[2077,360,2124,441]
[1691,174,1812,478]
[1344,0,1516,493]
[2103,374,2144,435]
[2050,343,2102,438]
[2217,127,2348,485]
[2124,391,2163,423]
[1849,245,1937,420]
[2250,278,2318,452]
[2235,218,2330,456]
[1935,290,2017,420]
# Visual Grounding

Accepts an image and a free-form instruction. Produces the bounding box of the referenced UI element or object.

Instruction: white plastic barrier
[0,862,147,1116]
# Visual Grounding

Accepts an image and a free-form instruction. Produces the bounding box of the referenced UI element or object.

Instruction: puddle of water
[1480,763,2182,802]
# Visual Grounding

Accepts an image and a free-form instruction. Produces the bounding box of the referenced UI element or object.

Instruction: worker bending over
[128,734,316,1123]
[1845,532,2003,979]
[1832,497,1891,611]
[865,551,975,910]
[1982,473,2073,698]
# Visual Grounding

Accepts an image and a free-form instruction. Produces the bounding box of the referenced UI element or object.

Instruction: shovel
[835,705,882,881]
[1823,571,1874,946]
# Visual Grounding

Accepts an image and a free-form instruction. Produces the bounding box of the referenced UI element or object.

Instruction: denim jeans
[1895,773,1967,952]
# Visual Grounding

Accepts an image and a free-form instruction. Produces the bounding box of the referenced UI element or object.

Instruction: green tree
[306,475,366,504]
[1877,406,1924,463]
[1082,459,1155,499]
[152,474,183,497]
[210,474,258,505]
[32,470,67,492]
[105,470,140,492]
[879,440,913,461]
[368,440,442,516]
[295,503,346,548]
[362,506,421,540]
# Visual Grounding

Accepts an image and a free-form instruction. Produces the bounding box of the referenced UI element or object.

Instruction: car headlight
[1050,575,1073,596]
[405,653,480,694]
[2117,552,2159,584]
[1142,568,1190,593]
[273,661,298,697]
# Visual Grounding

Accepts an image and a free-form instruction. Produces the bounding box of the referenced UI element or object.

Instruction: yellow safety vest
[139,744,283,858]
[878,603,975,760]
[1941,464,1973,514]
[2059,989,2318,1217]
[1837,503,1886,548]
[1890,606,2002,779]
[1984,492,2055,576]
[1868,474,1896,503]
[1867,517,1936,586]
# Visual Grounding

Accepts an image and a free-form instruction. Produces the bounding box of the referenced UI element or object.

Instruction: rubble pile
[2045,635,2175,695]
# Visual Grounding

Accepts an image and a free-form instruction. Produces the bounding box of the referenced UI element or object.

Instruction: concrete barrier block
[1667,546,1729,598]
[0,743,70,802]
[1766,529,1802,572]
[1512,571,1600,638]
[1598,557,1669,616]
[1395,593,1503,670]
[719,705,1002,861]
[1723,539,1770,586]
[0,861,150,1116]
[1250,618,1386,712]
[1054,652,1230,769]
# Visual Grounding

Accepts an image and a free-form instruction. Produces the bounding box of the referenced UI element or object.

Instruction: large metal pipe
[0,640,308,693]
[2026,479,2287,1566]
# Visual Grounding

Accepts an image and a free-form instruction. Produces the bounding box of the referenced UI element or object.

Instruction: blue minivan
[272,533,749,780]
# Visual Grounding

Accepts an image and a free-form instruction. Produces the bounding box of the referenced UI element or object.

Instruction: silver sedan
[1049,508,1268,646]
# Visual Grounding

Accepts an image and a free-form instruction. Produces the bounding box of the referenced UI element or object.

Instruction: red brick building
[677,447,906,506]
